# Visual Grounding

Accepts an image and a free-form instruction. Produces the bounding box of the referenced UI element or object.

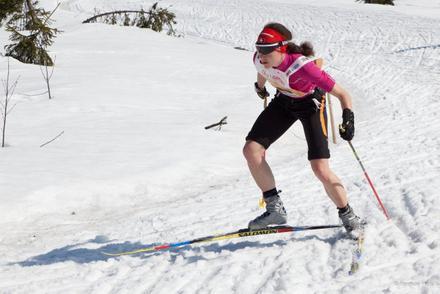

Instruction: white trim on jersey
[285,56,318,77]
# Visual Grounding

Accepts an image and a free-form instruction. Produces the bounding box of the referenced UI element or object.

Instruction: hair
[263,22,315,57]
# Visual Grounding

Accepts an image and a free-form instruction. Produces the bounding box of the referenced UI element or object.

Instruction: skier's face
[258,50,283,68]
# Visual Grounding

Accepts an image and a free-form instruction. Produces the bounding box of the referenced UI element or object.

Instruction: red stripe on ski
[277,227,294,233]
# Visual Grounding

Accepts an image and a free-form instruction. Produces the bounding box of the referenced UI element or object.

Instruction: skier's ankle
[263,188,278,199]
[337,204,350,214]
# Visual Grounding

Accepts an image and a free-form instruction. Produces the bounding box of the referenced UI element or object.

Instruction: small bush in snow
[83,2,177,36]
[357,0,394,5]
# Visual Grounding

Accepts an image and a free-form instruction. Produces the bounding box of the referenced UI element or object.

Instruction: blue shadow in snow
[11,232,342,267]
[9,235,139,266]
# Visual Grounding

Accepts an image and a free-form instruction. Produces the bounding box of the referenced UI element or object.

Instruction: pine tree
[0,0,24,24]
[2,0,59,66]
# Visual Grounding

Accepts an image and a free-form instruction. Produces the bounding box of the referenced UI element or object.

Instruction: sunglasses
[255,41,289,55]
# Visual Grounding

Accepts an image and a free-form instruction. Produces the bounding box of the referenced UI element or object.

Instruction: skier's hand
[254,82,269,100]
[339,108,354,141]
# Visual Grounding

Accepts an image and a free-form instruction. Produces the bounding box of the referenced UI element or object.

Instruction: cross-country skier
[244,22,362,234]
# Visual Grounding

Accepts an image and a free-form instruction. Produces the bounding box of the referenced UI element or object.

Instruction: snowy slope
[1,0,440,293]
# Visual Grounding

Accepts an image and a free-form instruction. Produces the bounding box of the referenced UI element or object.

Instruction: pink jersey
[253,53,335,98]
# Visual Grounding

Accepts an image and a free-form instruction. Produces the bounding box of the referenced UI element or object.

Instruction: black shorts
[246,89,330,160]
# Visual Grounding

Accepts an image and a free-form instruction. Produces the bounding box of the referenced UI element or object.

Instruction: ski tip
[349,264,360,275]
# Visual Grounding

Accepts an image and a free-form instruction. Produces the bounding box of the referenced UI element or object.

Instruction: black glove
[339,108,354,141]
[254,82,269,100]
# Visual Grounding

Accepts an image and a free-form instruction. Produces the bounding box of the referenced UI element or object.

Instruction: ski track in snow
[1,0,440,293]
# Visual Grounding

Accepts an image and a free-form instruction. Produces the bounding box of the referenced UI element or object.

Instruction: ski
[102,224,343,256]
[348,226,366,275]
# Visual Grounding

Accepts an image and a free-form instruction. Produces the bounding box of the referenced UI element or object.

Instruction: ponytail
[286,41,315,57]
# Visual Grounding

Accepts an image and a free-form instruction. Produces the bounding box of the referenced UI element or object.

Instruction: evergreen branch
[5,25,29,38]
[25,0,40,26]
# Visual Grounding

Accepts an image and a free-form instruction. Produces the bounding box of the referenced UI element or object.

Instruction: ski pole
[347,140,390,220]
[326,93,337,144]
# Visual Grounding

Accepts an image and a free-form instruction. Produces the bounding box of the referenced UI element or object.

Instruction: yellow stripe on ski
[102,247,157,256]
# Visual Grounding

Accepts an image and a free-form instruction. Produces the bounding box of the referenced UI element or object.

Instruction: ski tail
[102,224,343,256]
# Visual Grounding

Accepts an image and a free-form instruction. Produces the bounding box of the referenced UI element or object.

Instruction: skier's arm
[330,83,355,141]
[329,83,352,110]
[256,73,266,89]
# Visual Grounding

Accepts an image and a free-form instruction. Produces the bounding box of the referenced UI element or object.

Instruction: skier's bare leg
[243,140,276,192]
[310,159,348,208]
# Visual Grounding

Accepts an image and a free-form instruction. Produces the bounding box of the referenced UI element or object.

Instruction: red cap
[257,27,285,44]
[256,27,287,53]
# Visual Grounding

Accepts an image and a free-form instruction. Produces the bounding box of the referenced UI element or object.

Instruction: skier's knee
[311,163,331,183]
[243,141,265,163]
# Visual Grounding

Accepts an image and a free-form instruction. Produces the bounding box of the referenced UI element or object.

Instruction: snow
[1,0,440,293]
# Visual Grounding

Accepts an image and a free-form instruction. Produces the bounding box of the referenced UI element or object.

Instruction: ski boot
[338,204,365,238]
[248,192,287,230]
